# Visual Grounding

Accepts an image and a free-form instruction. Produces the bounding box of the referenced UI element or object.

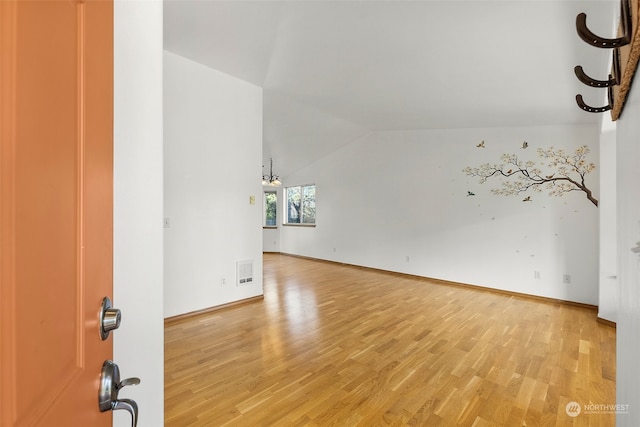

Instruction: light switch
[249,195,256,205]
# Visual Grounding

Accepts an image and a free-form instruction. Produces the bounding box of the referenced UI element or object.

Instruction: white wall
[263,226,281,252]
[113,1,164,426]
[599,127,617,322]
[615,71,640,425]
[164,51,264,318]
[281,125,600,305]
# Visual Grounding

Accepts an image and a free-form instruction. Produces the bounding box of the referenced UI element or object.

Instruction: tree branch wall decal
[463,144,598,207]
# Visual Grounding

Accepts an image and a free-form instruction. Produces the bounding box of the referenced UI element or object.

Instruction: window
[285,184,316,225]
[263,191,277,227]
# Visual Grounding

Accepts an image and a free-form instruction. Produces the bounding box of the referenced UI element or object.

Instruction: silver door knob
[99,296,122,340]
[99,360,141,427]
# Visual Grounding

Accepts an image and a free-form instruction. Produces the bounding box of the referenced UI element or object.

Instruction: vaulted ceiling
[164,0,617,177]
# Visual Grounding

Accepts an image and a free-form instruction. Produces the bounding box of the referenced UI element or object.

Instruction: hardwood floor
[165,254,616,426]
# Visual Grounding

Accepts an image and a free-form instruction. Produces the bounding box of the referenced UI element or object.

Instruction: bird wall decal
[522,141,528,149]
[476,141,485,148]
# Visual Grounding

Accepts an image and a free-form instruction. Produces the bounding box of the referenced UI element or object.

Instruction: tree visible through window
[264,191,277,227]
[285,184,315,225]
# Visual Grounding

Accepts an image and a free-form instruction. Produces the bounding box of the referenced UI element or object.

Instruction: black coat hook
[575,48,621,87]
[576,0,631,48]
[576,83,614,113]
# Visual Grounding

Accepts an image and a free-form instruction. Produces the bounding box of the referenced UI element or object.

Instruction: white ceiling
[164,0,617,177]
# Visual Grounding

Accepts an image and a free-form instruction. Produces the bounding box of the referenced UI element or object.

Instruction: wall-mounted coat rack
[575,0,640,120]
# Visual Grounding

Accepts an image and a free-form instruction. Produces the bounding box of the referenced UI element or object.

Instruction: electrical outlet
[563,274,571,284]
[220,277,226,286]
[406,256,410,262]
[534,271,541,279]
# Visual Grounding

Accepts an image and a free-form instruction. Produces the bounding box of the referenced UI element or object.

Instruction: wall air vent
[237,260,253,286]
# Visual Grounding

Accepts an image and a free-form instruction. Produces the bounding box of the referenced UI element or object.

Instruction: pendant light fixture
[262,158,281,186]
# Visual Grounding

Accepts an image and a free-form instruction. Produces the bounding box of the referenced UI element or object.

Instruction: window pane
[286,187,301,223]
[264,192,277,226]
[302,185,315,224]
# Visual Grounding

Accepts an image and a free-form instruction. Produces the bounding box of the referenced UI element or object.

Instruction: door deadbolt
[99,296,121,340]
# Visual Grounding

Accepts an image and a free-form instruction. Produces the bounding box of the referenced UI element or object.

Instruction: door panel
[1,0,113,425]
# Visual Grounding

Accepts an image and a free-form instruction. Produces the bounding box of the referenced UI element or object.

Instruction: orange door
[0,0,114,425]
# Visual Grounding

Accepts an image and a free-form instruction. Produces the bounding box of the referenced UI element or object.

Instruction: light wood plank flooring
[165,254,616,426]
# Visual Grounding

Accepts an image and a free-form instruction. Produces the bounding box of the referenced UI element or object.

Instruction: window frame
[263,190,278,229]
[283,184,316,227]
